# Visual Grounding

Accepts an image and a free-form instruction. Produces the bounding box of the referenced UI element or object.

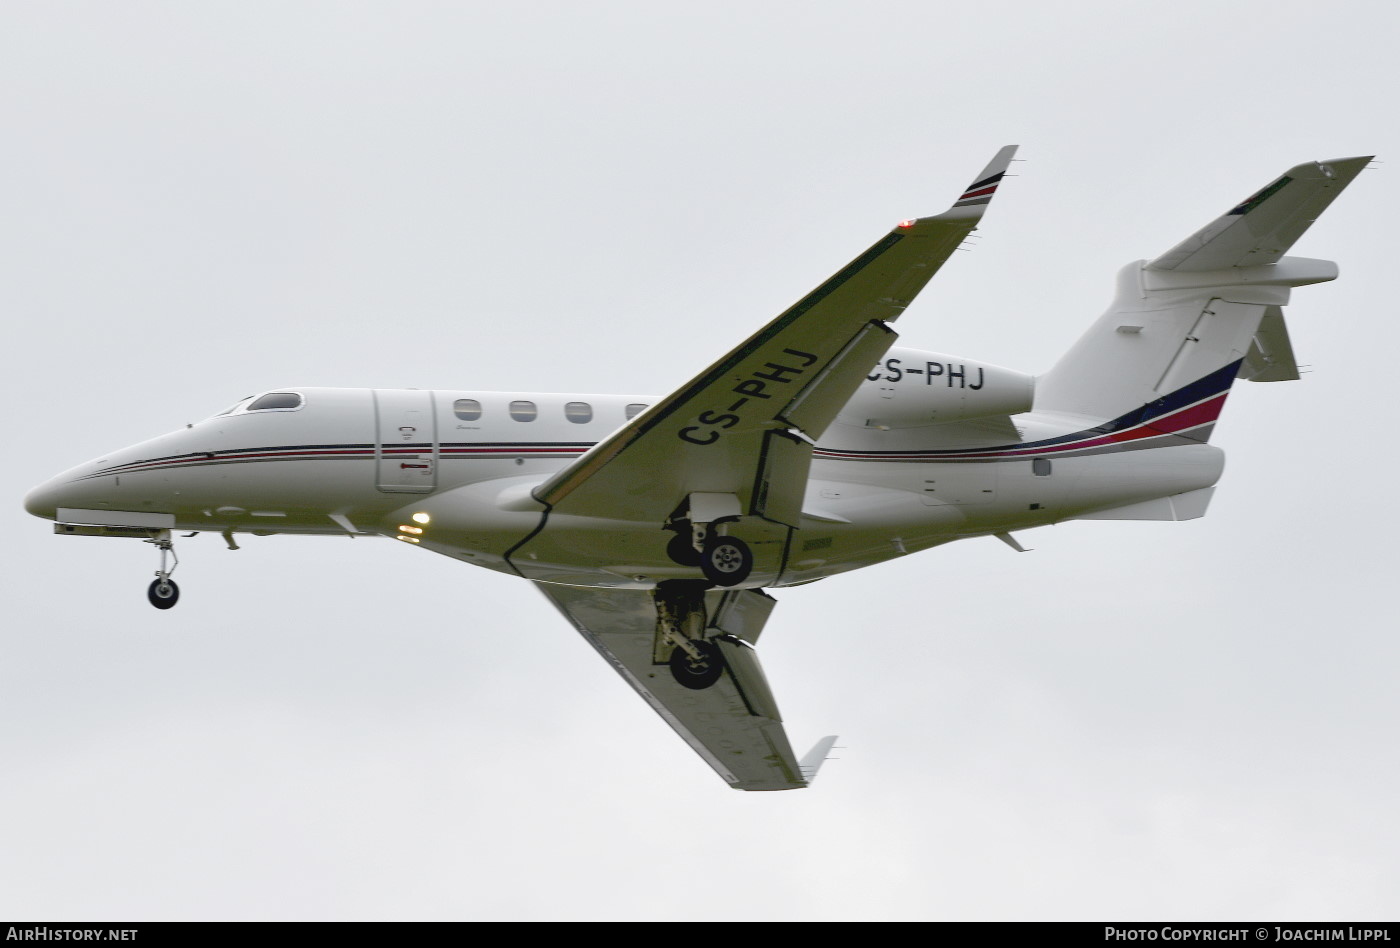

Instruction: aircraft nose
[24,477,65,520]
[23,481,59,518]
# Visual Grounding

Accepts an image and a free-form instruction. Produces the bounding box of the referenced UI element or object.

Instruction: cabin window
[625,403,648,419]
[564,401,593,424]
[453,398,483,421]
[1033,458,1052,476]
[247,392,303,412]
[509,400,538,422]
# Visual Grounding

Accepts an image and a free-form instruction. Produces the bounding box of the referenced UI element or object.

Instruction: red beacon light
[897,218,917,228]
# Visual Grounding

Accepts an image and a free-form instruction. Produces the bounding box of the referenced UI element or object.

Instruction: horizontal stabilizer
[1037,154,1369,425]
[1239,305,1300,382]
[1148,156,1371,272]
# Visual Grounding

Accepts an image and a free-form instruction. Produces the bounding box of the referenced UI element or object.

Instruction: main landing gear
[699,535,752,587]
[144,531,180,610]
[654,495,760,687]
[666,522,754,587]
[654,579,726,690]
[669,638,725,690]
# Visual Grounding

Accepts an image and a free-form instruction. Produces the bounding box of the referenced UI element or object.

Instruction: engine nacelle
[835,347,1034,428]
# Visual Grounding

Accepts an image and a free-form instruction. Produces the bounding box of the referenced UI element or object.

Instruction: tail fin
[1035,156,1371,435]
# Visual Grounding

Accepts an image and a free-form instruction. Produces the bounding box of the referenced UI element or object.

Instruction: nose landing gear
[143,531,180,610]
[147,577,180,609]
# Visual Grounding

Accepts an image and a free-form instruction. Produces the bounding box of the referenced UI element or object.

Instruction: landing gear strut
[654,579,726,690]
[144,531,180,610]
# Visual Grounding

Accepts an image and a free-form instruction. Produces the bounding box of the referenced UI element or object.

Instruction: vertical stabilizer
[1035,156,1370,432]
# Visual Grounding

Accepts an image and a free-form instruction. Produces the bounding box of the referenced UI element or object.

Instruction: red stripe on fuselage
[812,392,1229,462]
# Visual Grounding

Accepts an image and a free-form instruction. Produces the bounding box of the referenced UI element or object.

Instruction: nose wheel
[147,578,180,609]
[143,531,181,610]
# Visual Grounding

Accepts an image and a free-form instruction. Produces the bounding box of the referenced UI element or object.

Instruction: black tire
[147,578,180,610]
[700,535,752,587]
[666,531,702,567]
[669,638,725,690]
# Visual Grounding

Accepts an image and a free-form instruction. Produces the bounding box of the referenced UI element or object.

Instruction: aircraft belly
[779,478,968,584]
[911,460,998,505]
[507,512,791,589]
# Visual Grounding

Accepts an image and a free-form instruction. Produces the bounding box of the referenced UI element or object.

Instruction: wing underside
[537,582,824,791]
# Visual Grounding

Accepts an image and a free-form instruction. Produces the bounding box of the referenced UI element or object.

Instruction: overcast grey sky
[3,0,1397,921]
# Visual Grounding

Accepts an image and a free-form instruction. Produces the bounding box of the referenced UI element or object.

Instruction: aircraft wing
[529,146,1019,529]
[537,582,835,790]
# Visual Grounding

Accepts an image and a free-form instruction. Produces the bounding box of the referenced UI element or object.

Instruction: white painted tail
[1035,156,1371,435]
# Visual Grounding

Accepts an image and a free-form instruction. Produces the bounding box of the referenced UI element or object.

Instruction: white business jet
[24,147,1370,790]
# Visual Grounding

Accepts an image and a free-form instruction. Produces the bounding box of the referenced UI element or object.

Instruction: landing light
[398,525,423,535]
[396,535,421,544]
[411,512,431,524]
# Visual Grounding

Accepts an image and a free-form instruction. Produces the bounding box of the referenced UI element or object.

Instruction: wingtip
[943,145,1019,215]
[899,145,1021,229]
[798,735,840,784]
[1321,155,1376,178]
[981,144,1020,177]
[1276,154,1373,184]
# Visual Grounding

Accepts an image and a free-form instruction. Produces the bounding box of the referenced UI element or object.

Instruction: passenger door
[374,390,438,493]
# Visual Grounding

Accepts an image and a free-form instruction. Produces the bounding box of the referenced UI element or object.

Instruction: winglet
[905,145,1018,226]
[955,144,1019,208]
[798,735,840,784]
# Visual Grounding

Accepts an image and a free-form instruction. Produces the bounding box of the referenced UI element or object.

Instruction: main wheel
[669,639,725,690]
[700,535,752,587]
[666,531,702,567]
[147,578,180,610]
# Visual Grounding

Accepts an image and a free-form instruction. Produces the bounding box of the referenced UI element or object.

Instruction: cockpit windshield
[208,391,304,419]
[247,392,304,412]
